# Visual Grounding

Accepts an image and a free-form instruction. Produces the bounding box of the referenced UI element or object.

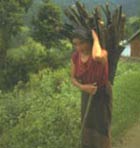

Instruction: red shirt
[72,51,108,88]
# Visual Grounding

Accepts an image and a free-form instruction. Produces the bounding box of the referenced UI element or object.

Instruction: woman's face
[72,38,92,53]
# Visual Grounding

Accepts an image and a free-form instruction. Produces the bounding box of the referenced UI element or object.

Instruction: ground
[113,120,140,148]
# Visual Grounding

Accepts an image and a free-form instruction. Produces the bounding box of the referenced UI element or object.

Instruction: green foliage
[0,0,139,147]
[0,60,140,147]
[24,0,43,26]
[31,0,63,48]
[0,37,72,90]
[0,67,80,148]
[0,0,24,36]
[112,70,140,142]
[0,0,33,46]
[0,37,47,90]
[115,59,140,77]
[10,26,30,47]
[0,0,23,58]
[7,37,47,62]
[18,0,33,12]
[126,16,140,37]
[45,40,73,69]
[0,0,33,66]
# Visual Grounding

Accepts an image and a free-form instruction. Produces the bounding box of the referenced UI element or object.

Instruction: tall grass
[112,59,140,143]
[0,59,139,147]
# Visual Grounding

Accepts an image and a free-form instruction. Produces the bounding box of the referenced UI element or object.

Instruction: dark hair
[71,27,93,45]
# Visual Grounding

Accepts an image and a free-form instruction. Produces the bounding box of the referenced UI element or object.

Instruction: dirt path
[113,121,140,148]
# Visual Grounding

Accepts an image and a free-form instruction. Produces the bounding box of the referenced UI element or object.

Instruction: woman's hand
[92,30,102,58]
[80,84,97,95]
[93,49,108,63]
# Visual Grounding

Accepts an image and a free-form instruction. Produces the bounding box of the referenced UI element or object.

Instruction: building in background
[121,44,131,57]
[130,34,140,57]
[121,34,140,57]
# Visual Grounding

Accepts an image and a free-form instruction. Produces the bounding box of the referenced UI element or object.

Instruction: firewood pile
[64,1,126,50]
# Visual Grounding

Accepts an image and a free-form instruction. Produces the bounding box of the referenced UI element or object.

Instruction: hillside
[52,0,140,17]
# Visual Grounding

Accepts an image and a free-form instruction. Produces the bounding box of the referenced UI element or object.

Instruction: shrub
[0,60,140,147]
[1,37,47,90]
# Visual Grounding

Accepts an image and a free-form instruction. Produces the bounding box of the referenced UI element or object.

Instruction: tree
[0,0,33,63]
[18,0,33,12]
[31,0,63,48]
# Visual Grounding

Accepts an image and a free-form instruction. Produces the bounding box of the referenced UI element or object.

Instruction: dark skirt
[81,81,112,148]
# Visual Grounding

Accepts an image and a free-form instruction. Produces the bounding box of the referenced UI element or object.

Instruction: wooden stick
[64,8,81,26]
[80,94,93,148]
[76,1,89,19]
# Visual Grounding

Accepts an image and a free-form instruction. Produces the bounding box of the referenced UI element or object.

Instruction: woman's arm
[71,59,81,89]
[71,60,97,95]
[92,30,108,64]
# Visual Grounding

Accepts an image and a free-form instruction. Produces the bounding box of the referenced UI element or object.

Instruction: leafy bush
[0,37,47,90]
[0,67,80,148]
[45,40,73,69]
[0,37,73,90]
[112,70,140,142]
[0,60,140,148]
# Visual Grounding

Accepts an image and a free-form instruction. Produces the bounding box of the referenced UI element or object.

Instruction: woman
[71,28,112,148]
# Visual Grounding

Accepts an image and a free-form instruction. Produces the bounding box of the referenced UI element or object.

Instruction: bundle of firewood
[64,1,126,51]
[63,1,126,84]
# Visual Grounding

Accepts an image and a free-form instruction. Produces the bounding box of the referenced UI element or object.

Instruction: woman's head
[71,28,93,53]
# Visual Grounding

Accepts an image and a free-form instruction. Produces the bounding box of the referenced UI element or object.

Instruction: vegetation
[0,0,67,90]
[0,0,140,148]
[0,60,140,148]
[0,0,33,52]
[126,16,140,36]
[112,59,140,142]
[31,0,63,48]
